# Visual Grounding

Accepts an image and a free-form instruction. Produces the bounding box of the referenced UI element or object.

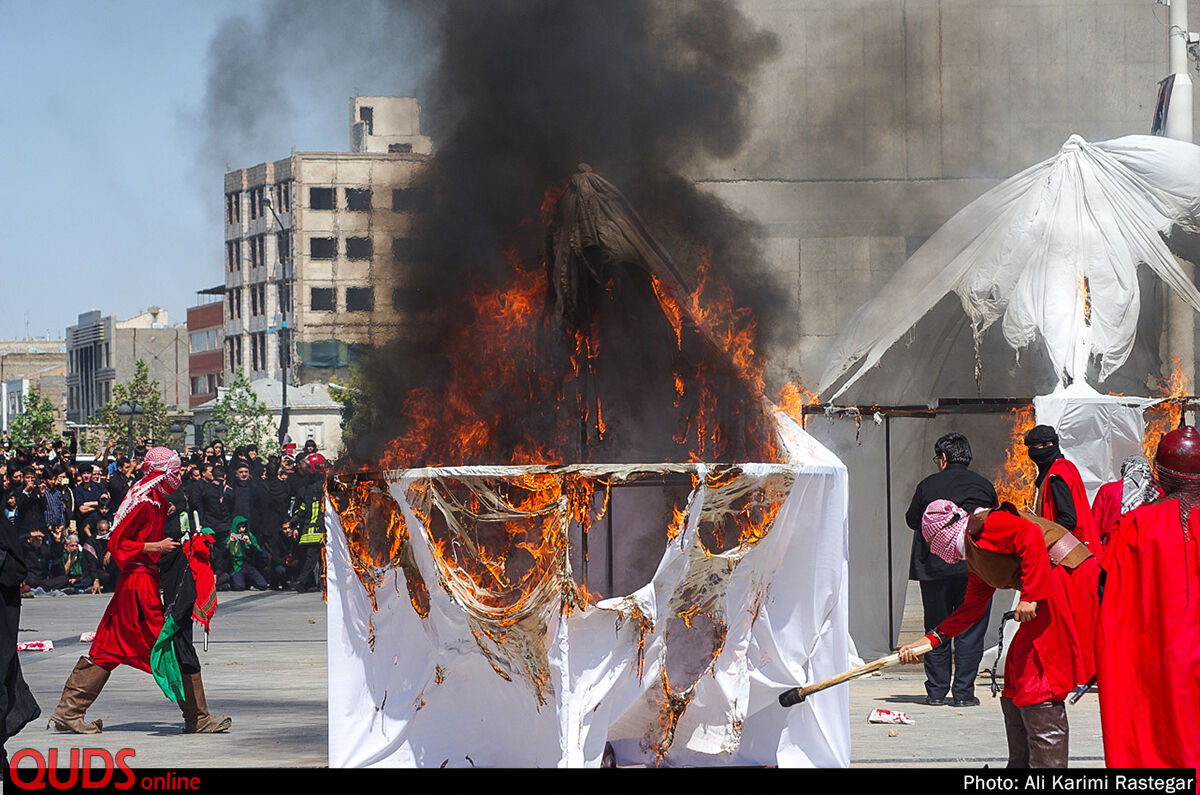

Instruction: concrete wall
[0,341,67,434]
[692,0,1200,391]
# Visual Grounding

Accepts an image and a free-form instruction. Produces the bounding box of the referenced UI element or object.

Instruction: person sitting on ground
[226,516,268,592]
[21,529,66,593]
[61,534,99,595]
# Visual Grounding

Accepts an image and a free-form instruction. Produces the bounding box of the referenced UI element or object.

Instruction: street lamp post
[261,194,291,449]
[116,402,144,456]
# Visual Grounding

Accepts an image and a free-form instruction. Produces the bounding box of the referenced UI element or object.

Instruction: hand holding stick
[779,638,934,707]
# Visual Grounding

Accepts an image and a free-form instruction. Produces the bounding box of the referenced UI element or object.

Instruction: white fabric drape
[325,410,850,767]
[820,134,1200,400]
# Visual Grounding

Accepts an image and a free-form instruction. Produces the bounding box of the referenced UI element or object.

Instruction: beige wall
[690,0,1199,390]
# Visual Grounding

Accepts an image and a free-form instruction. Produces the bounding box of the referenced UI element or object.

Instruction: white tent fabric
[1032,382,1155,500]
[326,409,850,768]
[820,134,1200,400]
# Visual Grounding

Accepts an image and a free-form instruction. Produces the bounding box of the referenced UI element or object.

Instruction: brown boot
[1023,701,1069,768]
[1001,697,1030,768]
[179,671,231,734]
[47,657,110,734]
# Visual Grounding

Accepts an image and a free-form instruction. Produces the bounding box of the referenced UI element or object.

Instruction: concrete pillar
[1166,0,1196,388]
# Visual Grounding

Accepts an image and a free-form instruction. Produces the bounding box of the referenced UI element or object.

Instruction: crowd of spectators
[1,431,329,598]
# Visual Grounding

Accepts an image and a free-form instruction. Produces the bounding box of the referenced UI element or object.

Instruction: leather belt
[1047,532,1082,566]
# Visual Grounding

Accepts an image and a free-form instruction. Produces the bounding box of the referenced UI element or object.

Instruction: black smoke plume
[347,0,784,467]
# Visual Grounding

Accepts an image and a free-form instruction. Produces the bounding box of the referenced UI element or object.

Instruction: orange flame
[1144,358,1191,461]
[776,381,821,426]
[992,407,1038,508]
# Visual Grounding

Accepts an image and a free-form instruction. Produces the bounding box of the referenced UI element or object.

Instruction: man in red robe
[1095,427,1200,768]
[899,499,1098,767]
[47,447,230,734]
[1025,425,1102,552]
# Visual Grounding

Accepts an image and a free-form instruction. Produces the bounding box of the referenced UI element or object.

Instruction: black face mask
[1028,443,1060,468]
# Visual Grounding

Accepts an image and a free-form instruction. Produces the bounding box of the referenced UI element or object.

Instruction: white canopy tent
[326,409,852,767]
[821,134,1200,401]
[810,134,1200,659]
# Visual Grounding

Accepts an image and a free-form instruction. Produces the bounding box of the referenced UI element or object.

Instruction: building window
[249,234,266,269]
[345,188,372,212]
[391,288,406,312]
[276,231,291,263]
[191,376,207,396]
[190,329,219,352]
[227,336,243,370]
[310,187,335,210]
[310,237,337,259]
[249,186,264,220]
[225,192,241,225]
[227,289,243,321]
[359,105,373,135]
[249,282,266,317]
[392,187,433,213]
[310,287,335,312]
[226,239,242,272]
[346,236,373,260]
[392,237,429,263]
[279,181,291,212]
[346,287,374,312]
[250,331,264,371]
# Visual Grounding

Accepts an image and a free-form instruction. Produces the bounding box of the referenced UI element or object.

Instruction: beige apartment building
[222,96,433,387]
[65,308,189,424]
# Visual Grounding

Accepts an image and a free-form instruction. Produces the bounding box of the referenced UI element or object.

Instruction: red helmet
[305,452,329,474]
[1155,426,1200,483]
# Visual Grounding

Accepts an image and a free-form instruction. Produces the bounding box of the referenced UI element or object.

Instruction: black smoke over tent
[342,0,785,466]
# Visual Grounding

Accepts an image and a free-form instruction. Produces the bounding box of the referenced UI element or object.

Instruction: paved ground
[847,584,1104,768]
[10,589,327,768]
[5,582,1104,769]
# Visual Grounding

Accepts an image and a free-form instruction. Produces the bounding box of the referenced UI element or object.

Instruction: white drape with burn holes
[325,410,850,767]
[820,134,1200,400]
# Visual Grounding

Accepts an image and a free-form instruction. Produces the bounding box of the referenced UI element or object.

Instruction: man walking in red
[47,447,230,734]
[1095,427,1200,768]
[899,499,1098,767]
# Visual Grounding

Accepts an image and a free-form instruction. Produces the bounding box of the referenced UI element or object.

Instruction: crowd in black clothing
[2,433,329,597]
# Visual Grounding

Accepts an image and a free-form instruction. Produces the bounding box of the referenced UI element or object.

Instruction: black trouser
[919,576,991,701]
[295,544,322,590]
[0,583,40,769]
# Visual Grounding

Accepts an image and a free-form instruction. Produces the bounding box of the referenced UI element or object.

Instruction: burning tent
[325,168,851,767]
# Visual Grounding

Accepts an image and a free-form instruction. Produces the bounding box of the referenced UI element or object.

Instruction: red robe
[88,496,167,673]
[1096,500,1200,768]
[1039,457,1102,553]
[939,510,1096,706]
[1090,480,1122,551]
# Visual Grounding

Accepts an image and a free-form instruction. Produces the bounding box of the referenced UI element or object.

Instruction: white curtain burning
[325,410,850,767]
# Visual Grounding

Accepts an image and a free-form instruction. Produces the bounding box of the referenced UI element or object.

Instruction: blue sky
[0,1,424,341]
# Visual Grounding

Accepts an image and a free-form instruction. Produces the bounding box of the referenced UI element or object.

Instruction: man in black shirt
[905,432,998,707]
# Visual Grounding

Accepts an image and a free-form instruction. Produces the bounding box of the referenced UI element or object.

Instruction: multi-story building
[65,308,189,424]
[222,96,433,388]
[186,287,226,409]
[0,339,67,435]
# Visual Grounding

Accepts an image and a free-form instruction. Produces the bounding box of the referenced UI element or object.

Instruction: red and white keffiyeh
[921,499,969,564]
[110,446,182,531]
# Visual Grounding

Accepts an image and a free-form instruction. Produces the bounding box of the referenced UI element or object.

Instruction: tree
[99,359,171,452]
[8,386,56,446]
[209,368,275,451]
